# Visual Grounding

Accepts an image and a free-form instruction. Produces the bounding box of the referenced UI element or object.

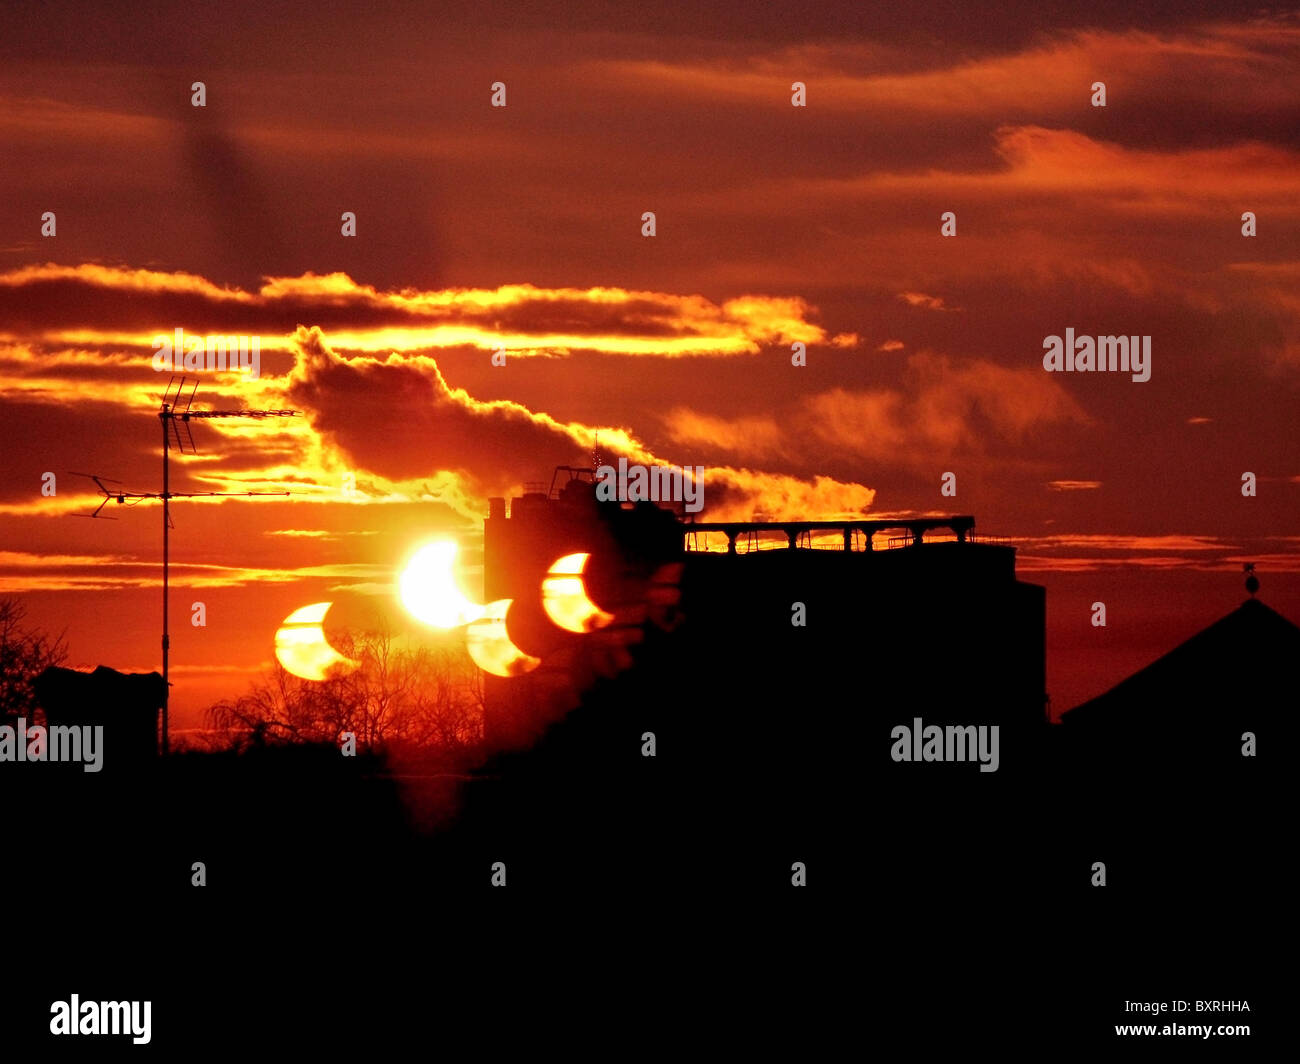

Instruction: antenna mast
[73,376,298,755]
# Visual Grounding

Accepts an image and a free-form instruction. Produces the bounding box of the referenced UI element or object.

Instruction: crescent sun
[274,601,360,681]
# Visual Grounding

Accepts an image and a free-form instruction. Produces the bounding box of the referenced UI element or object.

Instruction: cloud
[263,529,378,539]
[696,470,875,522]
[805,353,1090,460]
[647,351,1091,481]
[284,327,876,522]
[586,19,1300,120]
[1008,534,1300,574]
[661,408,787,460]
[284,326,608,499]
[898,292,956,312]
[0,548,386,593]
[753,125,1300,222]
[0,264,848,358]
[1014,534,1225,552]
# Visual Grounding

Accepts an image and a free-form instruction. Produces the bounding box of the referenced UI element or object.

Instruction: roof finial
[1244,562,1259,598]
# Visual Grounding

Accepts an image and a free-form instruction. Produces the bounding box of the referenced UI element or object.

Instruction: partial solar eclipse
[400,540,485,628]
[274,601,359,681]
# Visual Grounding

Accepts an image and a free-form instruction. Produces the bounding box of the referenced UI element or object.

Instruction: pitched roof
[1062,598,1300,729]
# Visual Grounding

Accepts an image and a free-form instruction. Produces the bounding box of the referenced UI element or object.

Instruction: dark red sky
[2,1,1297,729]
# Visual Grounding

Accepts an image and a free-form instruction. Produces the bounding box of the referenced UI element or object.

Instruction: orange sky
[2,2,1298,729]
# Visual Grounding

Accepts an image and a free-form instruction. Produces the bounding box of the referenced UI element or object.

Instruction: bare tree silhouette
[206,628,484,756]
[0,598,68,722]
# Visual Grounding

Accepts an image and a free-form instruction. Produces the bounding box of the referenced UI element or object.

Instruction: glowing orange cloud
[0,265,856,358]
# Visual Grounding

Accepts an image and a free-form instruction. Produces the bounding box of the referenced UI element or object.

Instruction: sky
[1,0,1297,731]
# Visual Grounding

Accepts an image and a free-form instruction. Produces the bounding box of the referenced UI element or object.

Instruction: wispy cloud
[0,264,855,359]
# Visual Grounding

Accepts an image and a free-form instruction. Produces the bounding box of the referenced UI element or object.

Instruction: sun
[399,540,484,628]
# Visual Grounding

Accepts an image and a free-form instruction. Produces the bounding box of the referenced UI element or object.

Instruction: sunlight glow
[399,540,485,628]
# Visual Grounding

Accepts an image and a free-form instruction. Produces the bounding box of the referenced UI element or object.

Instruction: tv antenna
[71,376,298,755]
[1244,562,1259,598]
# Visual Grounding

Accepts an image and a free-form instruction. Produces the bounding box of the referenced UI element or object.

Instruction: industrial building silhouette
[481,467,1046,752]
[452,468,1051,888]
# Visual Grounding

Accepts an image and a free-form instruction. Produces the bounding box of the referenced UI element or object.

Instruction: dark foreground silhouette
[3,495,1285,1050]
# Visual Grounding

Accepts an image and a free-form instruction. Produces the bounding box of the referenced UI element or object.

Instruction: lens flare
[466,599,541,677]
[542,552,615,633]
[274,601,359,681]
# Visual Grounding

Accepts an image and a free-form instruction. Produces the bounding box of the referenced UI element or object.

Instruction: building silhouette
[1049,592,1292,903]
[1061,597,1296,773]
[33,664,164,764]
[482,468,1047,757]
[460,467,1049,887]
